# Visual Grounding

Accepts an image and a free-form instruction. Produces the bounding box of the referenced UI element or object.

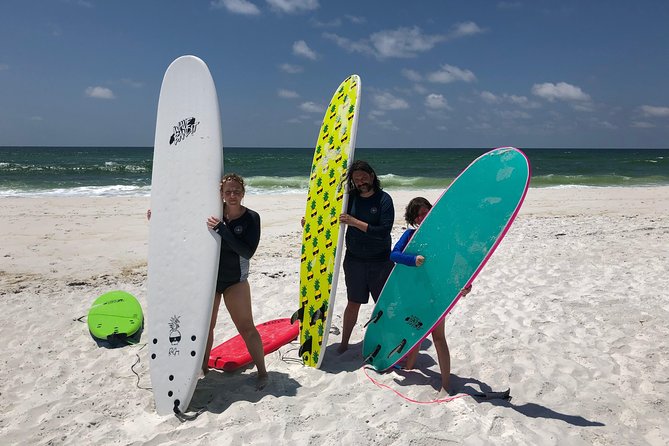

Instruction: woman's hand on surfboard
[207,216,221,230]
[460,284,473,297]
[415,255,425,267]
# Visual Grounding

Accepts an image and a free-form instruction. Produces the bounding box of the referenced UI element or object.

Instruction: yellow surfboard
[294,75,361,367]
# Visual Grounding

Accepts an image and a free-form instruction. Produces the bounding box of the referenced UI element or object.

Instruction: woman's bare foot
[256,372,269,390]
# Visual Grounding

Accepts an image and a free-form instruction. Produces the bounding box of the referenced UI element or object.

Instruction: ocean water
[0,146,667,197]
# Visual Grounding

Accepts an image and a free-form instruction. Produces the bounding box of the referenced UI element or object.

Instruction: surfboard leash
[279,344,305,365]
[130,344,153,391]
[173,405,206,422]
[362,366,469,404]
[361,366,515,404]
[279,322,343,366]
[75,313,152,390]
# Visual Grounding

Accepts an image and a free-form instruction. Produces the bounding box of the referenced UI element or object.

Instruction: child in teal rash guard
[390,197,472,393]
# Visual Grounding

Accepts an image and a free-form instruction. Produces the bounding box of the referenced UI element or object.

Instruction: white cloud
[466,118,493,131]
[293,40,318,60]
[310,18,341,27]
[373,92,409,111]
[631,121,655,128]
[278,89,299,98]
[310,15,365,28]
[450,21,485,38]
[369,113,399,130]
[211,0,261,15]
[467,115,493,129]
[267,0,318,14]
[401,69,422,82]
[425,94,450,110]
[596,119,616,129]
[639,105,669,118]
[413,84,428,95]
[497,110,531,120]
[322,33,375,56]
[345,14,366,24]
[480,91,539,108]
[370,27,445,58]
[324,23,482,59]
[300,101,322,113]
[572,102,595,112]
[121,78,143,88]
[480,91,500,103]
[531,82,591,102]
[507,94,536,108]
[279,63,303,73]
[85,86,115,99]
[427,64,476,83]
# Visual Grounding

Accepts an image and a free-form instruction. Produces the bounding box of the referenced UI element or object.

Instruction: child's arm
[390,229,420,266]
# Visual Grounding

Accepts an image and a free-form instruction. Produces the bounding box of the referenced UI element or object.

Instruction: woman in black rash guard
[205,173,268,389]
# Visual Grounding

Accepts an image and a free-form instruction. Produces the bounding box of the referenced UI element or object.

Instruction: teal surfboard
[362,147,530,371]
[88,290,143,342]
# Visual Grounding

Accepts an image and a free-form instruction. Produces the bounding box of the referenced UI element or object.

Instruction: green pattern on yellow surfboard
[298,75,360,367]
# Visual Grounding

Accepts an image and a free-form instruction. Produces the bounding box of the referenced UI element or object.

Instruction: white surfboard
[147,55,223,416]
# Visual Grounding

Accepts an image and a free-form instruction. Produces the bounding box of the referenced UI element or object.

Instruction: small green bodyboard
[88,290,144,342]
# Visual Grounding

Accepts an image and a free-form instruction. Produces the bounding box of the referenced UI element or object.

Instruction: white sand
[1,186,668,445]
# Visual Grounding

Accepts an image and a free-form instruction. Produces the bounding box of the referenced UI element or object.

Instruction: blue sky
[1,0,668,148]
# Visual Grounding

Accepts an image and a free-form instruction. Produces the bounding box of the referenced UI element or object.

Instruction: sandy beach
[1,186,668,445]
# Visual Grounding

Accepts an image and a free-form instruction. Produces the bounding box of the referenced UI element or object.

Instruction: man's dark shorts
[343,256,394,304]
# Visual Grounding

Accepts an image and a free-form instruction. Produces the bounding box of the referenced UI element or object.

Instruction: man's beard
[357,183,372,193]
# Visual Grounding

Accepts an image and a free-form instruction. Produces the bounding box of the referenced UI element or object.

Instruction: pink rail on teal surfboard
[362,147,531,371]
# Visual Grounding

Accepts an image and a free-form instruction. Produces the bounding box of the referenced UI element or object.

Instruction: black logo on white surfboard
[169,117,199,146]
[168,315,182,356]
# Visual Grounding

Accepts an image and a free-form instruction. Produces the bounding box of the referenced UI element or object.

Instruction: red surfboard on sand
[208,318,299,371]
